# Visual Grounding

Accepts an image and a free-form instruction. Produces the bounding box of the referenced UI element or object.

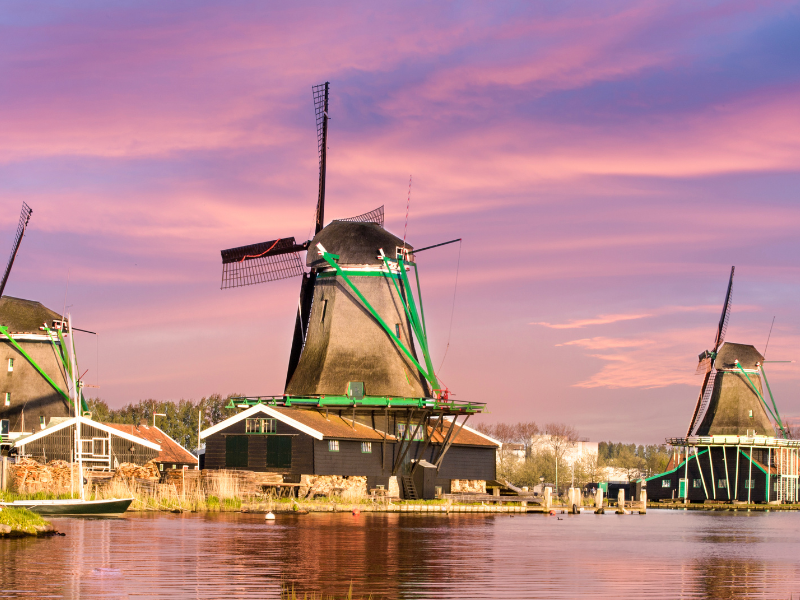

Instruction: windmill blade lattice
[688,370,716,436]
[220,237,306,289]
[0,202,33,298]
[337,205,384,227]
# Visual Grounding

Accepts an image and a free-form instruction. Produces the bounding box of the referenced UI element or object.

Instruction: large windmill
[217,83,485,488]
[646,267,800,505]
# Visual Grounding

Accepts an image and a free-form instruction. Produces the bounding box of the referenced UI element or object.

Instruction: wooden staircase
[402,476,418,500]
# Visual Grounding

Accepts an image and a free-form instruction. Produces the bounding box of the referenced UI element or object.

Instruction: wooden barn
[0,296,80,433]
[200,404,498,497]
[646,269,799,504]
[12,416,160,468]
[105,422,198,472]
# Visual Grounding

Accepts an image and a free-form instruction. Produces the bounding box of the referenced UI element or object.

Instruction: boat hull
[0,498,134,516]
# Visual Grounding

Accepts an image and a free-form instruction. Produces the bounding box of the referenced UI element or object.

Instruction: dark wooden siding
[313,439,386,476]
[647,447,776,503]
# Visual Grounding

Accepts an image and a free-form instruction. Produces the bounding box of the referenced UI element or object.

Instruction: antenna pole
[403,175,412,249]
[764,316,776,357]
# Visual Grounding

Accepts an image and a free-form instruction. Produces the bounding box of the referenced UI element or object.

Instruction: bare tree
[784,420,800,440]
[514,422,540,458]
[542,423,579,496]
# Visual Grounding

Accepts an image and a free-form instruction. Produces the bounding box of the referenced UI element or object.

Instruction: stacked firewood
[10,458,78,494]
[112,460,161,481]
[450,479,487,494]
[299,475,367,500]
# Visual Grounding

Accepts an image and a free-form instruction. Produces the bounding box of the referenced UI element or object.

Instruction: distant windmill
[0,202,33,299]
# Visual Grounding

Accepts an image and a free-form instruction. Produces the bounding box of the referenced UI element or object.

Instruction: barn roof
[199,404,397,441]
[13,416,161,451]
[0,296,63,334]
[104,423,197,465]
[306,221,410,268]
[429,419,501,447]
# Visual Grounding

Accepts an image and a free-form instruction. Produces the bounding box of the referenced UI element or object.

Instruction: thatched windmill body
[218,83,485,483]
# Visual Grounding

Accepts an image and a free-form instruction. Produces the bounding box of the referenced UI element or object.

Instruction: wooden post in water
[640,489,647,514]
[595,487,603,508]
[616,488,626,514]
[544,486,551,511]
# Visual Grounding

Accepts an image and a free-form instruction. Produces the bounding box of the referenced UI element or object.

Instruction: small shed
[105,423,198,472]
[13,416,161,468]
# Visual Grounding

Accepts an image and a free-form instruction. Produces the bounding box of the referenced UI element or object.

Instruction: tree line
[86,395,239,453]
[474,420,671,491]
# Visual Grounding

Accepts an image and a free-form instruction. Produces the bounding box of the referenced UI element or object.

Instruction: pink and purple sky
[1,1,799,442]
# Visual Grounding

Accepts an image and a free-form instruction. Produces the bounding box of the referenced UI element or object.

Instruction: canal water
[1,510,799,599]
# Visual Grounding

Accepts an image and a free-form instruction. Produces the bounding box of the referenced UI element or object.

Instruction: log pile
[450,479,487,494]
[112,460,161,481]
[10,458,78,494]
[299,475,367,500]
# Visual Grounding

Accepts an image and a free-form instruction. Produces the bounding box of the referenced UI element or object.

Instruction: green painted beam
[0,325,72,406]
[736,363,786,437]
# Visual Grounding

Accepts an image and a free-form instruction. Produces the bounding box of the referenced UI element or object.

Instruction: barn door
[225,435,249,468]
[679,478,687,498]
[266,436,292,469]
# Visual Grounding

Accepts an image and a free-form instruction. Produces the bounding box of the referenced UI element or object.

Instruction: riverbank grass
[0,507,51,535]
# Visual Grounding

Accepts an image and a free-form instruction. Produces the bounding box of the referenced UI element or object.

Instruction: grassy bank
[0,507,52,535]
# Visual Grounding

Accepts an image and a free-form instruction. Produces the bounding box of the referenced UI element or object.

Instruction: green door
[266,436,292,469]
[226,435,249,468]
[679,478,687,498]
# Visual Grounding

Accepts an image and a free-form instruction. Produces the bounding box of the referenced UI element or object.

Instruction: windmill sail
[0,202,33,299]
[687,266,735,436]
[220,237,307,289]
[337,205,384,227]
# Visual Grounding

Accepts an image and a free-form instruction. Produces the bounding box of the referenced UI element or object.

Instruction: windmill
[218,83,484,489]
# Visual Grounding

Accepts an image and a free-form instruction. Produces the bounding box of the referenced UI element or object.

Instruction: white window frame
[7,358,13,372]
[328,440,339,452]
[361,442,372,454]
[661,480,671,488]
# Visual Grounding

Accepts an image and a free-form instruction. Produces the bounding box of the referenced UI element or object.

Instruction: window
[225,435,249,468]
[745,479,755,489]
[39,415,45,430]
[398,423,424,441]
[172,464,177,470]
[159,463,164,471]
[246,418,277,434]
[4,393,9,407]
[347,382,364,400]
[748,410,753,418]
[362,442,372,454]
[661,480,671,488]
[718,479,727,489]
[92,439,108,456]
[7,358,13,372]
[395,323,401,338]
[266,436,292,468]
[320,299,328,325]
[693,479,702,488]
[328,440,339,452]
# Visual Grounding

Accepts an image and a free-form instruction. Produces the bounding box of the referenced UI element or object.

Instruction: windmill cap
[715,342,764,370]
[307,221,412,268]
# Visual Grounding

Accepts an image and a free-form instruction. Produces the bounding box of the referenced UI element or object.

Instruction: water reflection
[0,511,798,599]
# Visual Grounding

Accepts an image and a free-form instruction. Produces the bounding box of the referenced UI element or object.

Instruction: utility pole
[197,409,203,452]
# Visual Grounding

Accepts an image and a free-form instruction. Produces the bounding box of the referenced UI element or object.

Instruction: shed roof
[0,296,62,334]
[104,424,197,465]
[200,404,397,442]
[429,418,500,447]
[14,416,161,451]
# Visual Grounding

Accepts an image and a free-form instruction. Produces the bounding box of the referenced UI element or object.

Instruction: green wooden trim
[319,249,436,387]
[736,364,783,436]
[0,326,71,404]
[759,365,786,435]
[645,448,709,481]
[317,270,400,279]
[738,448,768,475]
[397,257,438,390]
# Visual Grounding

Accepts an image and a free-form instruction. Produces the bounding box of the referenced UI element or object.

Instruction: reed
[281,582,370,600]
